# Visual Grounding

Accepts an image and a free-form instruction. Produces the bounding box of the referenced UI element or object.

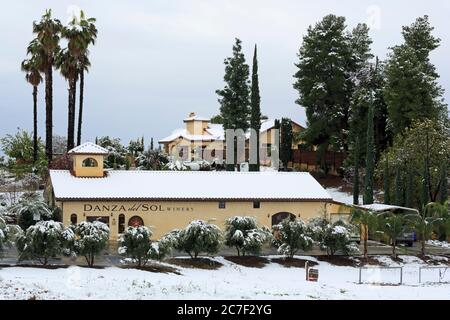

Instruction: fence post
[399,267,403,285]
[419,267,421,284]
[359,268,362,284]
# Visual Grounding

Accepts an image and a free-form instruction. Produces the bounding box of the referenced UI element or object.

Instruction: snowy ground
[1,255,449,300]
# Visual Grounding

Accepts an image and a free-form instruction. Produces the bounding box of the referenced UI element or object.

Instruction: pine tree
[395,167,404,206]
[383,158,391,204]
[216,38,250,171]
[280,118,293,170]
[363,104,375,205]
[353,136,360,205]
[249,45,261,172]
[440,162,448,204]
[384,16,446,135]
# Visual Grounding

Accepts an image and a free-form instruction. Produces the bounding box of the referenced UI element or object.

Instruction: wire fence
[358,267,403,285]
[419,267,449,284]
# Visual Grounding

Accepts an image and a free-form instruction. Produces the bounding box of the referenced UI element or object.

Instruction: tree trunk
[45,61,53,162]
[77,70,84,146]
[421,239,426,257]
[32,85,38,164]
[256,131,260,171]
[392,240,397,258]
[66,77,76,151]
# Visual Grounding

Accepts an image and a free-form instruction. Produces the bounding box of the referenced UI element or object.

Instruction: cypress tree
[216,38,250,171]
[363,104,375,205]
[383,158,391,204]
[405,169,414,208]
[280,118,293,170]
[353,137,360,205]
[150,137,154,151]
[249,45,261,172]
[395,167,404,206]
[440,162,448,204]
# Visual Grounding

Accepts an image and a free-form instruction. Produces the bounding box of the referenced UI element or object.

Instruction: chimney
[188,112,196,118]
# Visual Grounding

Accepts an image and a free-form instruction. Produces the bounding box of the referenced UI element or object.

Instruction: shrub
[0,215,22,256]
[272,218,313,258]
[7,192,52,230]
[174,220,221,258]
[147,231,177,261]
[74,221,109,267]
[17,220,74,265]
[310,218,359,256]
[224,216,270,256]
[118,226,152,266]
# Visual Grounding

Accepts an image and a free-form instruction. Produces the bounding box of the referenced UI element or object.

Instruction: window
[82,157,98,167]
[128,215,144,227]
[70,214,77,225]
[118,214,125,234]
[218,201,226,209]
[253,201,260,209]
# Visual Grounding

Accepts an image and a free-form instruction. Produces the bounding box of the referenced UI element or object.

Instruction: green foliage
[350,209,377,257]
[17,220,74,265]
[384,16,446,136]
[378,120,450,209]
[128,137,145,157]
[73,221,109,267]
[135,149,169,170]
[272,218,313,258]
[279,118,293,170]
[363,104,375,204]
[224,216,270,256]
[95,136,128,169]
[173,220,221,258]
[353,136,360,205]
[118,226,152,267]
[210,114,224,124]
[0,216,22,256]
[8,192,53,230]
[0,130,46,177]
[440,162,448,204]
[249,45,261,172]
[147,232,176,261]
[377,212,409,258]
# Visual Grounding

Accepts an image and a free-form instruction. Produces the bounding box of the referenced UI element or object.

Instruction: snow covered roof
[357,204,419,213]
[68,142,109,155]
[183,115,210,122]
[158,128,218,143]
[49,170,332,201]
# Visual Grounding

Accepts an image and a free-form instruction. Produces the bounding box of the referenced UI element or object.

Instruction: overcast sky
[0,0,449,148]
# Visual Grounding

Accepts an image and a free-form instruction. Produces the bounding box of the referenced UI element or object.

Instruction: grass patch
[121,263,181,275]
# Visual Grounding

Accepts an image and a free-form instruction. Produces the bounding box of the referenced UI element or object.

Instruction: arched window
[128,215,144,227]
[70,214,77,225]
[82,157,98,167]
[271,212,296,226]
[118,214,125,234]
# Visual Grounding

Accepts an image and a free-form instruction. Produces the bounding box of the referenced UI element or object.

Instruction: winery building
[46,142,350,240]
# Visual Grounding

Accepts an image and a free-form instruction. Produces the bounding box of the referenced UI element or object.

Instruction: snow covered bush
[224,216,271,256]
[17,220,74,265]
[135,149,169,170]
[173,220,221,258]
[118,226,152,267]
[20,173,41,191]
[73,221,110,267]
[310,218,359,256]
[8,192,52,230]
[164,160,190,171]
[147,231,177,261]
[272,218,313,258]
[0,215,22,256]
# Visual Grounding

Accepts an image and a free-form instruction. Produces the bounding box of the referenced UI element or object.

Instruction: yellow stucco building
[47,142,350,240]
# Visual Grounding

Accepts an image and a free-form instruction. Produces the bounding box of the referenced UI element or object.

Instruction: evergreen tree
[216,38,250,171]
[249,45,261,172]
[394,167,404,206]
[353,136,360,205]
[150,137,154,151]
[363,104,375,205]
[118,226,152,267]
[384,16,446,135]
[279,118,293,170]
[440,162,448,204]
[405,169,414,208]
[383,158,391,204]
[422,158,430,207]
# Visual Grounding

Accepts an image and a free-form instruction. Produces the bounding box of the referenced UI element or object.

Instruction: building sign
[83,203,194,213]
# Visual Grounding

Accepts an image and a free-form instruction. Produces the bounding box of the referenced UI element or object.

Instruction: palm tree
[55,49,78,151]
[350,208,377,259]
[21,57,43,164]
[77,53,91,146]
[32,9,62,162]
[377,212,408,258]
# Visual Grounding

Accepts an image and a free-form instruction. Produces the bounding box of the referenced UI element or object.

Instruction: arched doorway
[271,212,296,226]
[128,215,144,227]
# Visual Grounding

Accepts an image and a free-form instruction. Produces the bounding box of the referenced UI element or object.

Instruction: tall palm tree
[76,12,97,146]
[350,208,377,259]
[55,49,78,151]
[32,9,62,162]
[21,57,43,163]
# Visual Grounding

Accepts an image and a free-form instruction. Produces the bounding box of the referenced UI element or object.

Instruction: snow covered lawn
[1,255,449,300]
